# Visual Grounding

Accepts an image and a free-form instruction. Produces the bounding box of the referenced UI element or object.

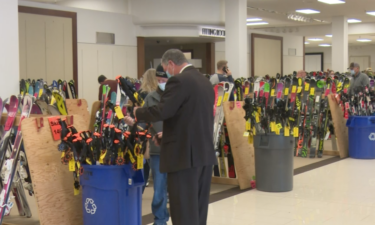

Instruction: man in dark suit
[134,49,216,225]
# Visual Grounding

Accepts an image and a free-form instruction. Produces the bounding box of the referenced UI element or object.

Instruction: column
[0,0,19,97]
[225,0,248,78]
[331,16,348,72]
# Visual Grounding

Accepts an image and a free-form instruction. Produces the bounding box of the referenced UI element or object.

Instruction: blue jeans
[149,155,169,225]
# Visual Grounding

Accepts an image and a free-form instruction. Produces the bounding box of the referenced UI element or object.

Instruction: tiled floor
[148,158,375,225]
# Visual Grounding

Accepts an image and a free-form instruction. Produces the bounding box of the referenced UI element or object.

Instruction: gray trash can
[254,134,294,192]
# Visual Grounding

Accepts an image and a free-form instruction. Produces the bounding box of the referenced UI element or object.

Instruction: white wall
[129,0,224,25]
[306,45,375,72]
[18,1,138,110]
[56,0,129,14]
[0,0,19,99]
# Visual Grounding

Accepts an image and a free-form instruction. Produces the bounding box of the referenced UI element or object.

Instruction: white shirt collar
[180,64,192,73]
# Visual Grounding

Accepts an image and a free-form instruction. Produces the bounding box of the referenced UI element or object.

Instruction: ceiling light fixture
[247,18,262,22]
[357,38,372,42]
[296,9,320,14]
[305,42,310,44]
[308,38,324,41]
[287,14,312,22]
[348,19,362,23]
[326,34,333,37]
[319,44,331,47]
[247,22,269,26]
[366,11,375,16]
[318,0,345,4]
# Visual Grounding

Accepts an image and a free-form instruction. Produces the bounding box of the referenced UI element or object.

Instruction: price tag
[270,122,276,132]
[86,159,92,165]
[76,162,81,170]
[253,128,256,135]
[243,132,249,137]
[305,83,310,91]
[271,89,276,96]
[114,106,124,120]
[325,131,330,140]
[248,135,253,144]
[217,96,223,106]
[255,113,260,123]
[310,88,315,95]
[257,107,261,114]
[246,120,251,130]
[74,188,80,196]
[38,89,43,98]
[69,158,75,172]
[276,123,283,130]
[275,128,280,135]
[48,116,62,141]
[128,151,135,163]
[284,127,290,137]
[284,88,289,95]
[294,127,299,137]
[99,151,106,164]
[245,87,249,95]
[223,93,229,102]
[292,86,297,93]
[297,87,302,93]
[137,154,144,169]
[236,102,242,109]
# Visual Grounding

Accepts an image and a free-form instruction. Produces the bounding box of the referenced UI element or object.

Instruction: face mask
[351,70,355,75]
[166,64,174,78]
[158,82,166,91]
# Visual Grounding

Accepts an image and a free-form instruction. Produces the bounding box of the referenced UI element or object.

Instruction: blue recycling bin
[346,116,375,159]
[80,164,144,225]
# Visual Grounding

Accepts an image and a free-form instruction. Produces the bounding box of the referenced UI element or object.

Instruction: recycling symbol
[369,133,375,141]
[85,198,97,215]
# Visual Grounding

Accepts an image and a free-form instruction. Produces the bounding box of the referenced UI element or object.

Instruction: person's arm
[98,84,103,100]
[227,74,234,83]
[364,74,370,87]
[210,74,219,86]
[136,77,186,122]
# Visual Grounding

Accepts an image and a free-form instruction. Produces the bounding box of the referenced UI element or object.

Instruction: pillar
[225,0,248,78]
[331,16,348,72]
[0,0,19,97]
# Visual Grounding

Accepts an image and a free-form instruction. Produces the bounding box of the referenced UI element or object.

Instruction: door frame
[305,52,324,72]
[251,33,283,77]
[18,6,78,94]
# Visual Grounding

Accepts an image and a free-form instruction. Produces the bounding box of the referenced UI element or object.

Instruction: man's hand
[133,107,140,118]
[153,132,163,146]
[123,116,135,126]
[226,68,232,76]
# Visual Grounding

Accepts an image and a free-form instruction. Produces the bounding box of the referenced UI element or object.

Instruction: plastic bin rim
[81,165,133,170]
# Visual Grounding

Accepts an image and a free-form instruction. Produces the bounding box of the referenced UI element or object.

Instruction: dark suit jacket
[136,66,217,173]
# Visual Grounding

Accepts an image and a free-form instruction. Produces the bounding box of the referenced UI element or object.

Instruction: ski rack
[20,115,86,225]
[327,94,349,158]
[65,99,90,129]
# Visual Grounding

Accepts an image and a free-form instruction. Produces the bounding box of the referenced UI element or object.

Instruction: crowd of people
[97,49,369,225]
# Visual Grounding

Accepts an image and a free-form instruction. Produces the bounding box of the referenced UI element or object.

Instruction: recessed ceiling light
[247,22,269,26]
[318,0,345,4]
[357,38,372,42]
[247,18,262,22]
[296,9,320,14]
[348,19,362,23]
[305,42,310,44]
[326,34,333,37]
[319,44,331,47]
[308,38,324,41]
[366,11,375,16]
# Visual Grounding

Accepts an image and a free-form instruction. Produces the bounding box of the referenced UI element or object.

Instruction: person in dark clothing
[348,62,370,95]
[97,75,118,100]
[134,49,216,225]
[124,64,170,225]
